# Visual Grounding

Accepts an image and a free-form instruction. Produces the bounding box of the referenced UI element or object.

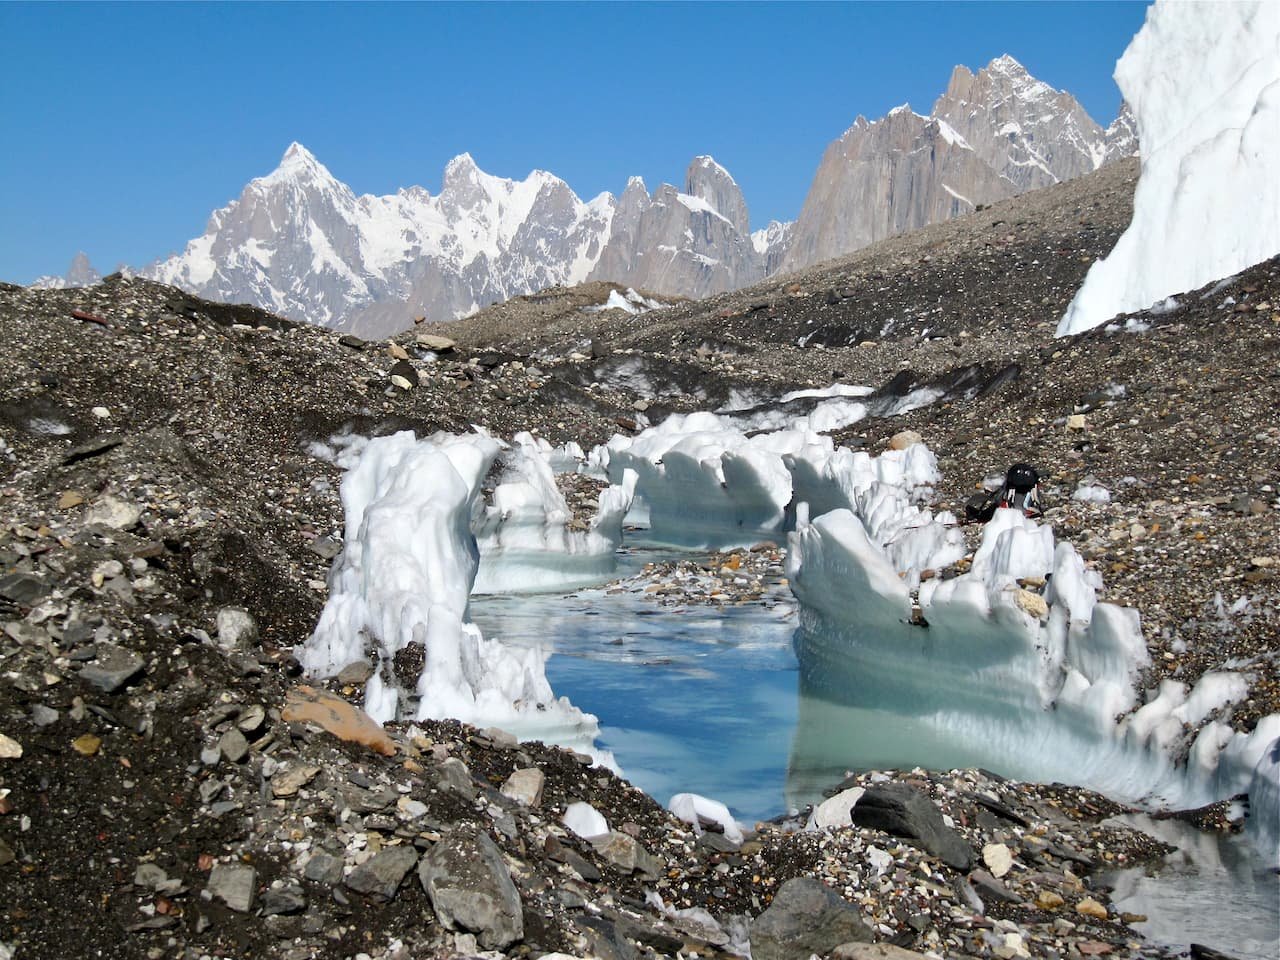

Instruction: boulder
[418,826,523,949]
[750,877,872,960]
[850,783,973,870]
[345,844,418,901]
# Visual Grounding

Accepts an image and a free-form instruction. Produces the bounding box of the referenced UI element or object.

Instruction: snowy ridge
[141,144,623,336]
[134,144,785,338]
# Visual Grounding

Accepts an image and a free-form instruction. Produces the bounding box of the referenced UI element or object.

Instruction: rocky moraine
[0,157,1276,959]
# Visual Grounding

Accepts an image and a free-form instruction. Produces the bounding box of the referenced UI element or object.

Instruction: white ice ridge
[299,430,611,763]
[474,431,635,594]
[785,494,1280,858]
[599,410,940,549]
[1058,0,1280,335]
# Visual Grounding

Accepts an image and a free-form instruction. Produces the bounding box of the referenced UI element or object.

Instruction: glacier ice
[300,430,610,762]
[668,793,745,844]
[1059,0,1280,334]
[300,408,1279,862]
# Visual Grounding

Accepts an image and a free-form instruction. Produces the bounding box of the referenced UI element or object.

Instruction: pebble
[0,734,23,759]
[72,733,101,756]
[982,841,1014,878]
[1075,896,1109,920]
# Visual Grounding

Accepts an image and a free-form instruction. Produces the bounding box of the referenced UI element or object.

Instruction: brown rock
[281,685,395,756]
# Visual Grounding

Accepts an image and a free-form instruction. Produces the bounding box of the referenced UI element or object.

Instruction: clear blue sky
[1,1,1150,284]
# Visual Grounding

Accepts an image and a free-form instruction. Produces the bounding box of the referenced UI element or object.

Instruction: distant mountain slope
[781,55,1135,274]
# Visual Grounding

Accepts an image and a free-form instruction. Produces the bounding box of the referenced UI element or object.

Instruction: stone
[31,704,58,727]
[207,863,256,913]
[281,685,395,757]
[1035,890,1065,910]
[390,374,413,391]
[215,608,258,651]
[0,572,51,606]
[500,768,545,807]
[57,490,85,509]
[308,535,343,560]
[807,786,864,830]
[850,783,973,870]
[303,852,345,885]
[750,877,872,960]
[982,842,1014,878]
[79,644,145,693]
[589,832,661,879]
[831,945,930,960]
[235,703,265,734]
[889,430,922,451]
[388,342,410,360]
[0,734,22,759]
[1013,588,1048,620]
[1066,414,1088,431]
[72,733,101,756]
[218,728,249,763]
[260,883,307,916]
[1076,896,1108,920]
[271,763,320,797]
[416,334,457,352]
[418,825,523,949]
[345,844,418,901]
[134,863,183,895]
[84,495,141,530]
[968,869,1019,904]
[336,659,374,685]
[436,757,476,799]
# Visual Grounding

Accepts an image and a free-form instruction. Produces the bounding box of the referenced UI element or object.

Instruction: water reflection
[1102,814,1280,959]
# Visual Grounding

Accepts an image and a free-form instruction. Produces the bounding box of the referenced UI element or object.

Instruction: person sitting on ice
[964,462,1043,522]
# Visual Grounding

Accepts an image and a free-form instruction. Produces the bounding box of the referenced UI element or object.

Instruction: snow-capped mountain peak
[137,147,775,337]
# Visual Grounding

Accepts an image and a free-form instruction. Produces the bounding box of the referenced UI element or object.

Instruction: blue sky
[1,1,1150,284]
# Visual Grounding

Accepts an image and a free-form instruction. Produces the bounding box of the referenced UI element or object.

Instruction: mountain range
[34,55,1136,338]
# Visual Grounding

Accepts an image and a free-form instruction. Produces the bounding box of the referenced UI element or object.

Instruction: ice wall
[785,496,1280,854]
[1059,0,1280,335]
[473,431,635,594]
[602,411,940,549]
[300,430,609,759]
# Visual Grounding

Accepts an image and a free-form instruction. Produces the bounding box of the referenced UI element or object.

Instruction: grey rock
[967,868,1019,904]
[207,863,256,913]
[499,768,544,808]
[418,825,523,949]
[303,852,345,886]
[749,877,873,960]
[336,659,374,685]
[261,883,307,916]
[235,703,265,734]
[308,535,343,561]
[218,727,250,764]
[0,572,51,606]
[216,607,258,651]
[84,495,141,530]
[134,863,184,895]
[79,644,145,694]
[345,844,418,901]
[850,783,973,870]
[589,831,661,879]
[30,704,59,727]
[436,757,477,799]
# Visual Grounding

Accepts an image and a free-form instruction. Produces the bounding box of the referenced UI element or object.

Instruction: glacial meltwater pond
[470,545,1279,960]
